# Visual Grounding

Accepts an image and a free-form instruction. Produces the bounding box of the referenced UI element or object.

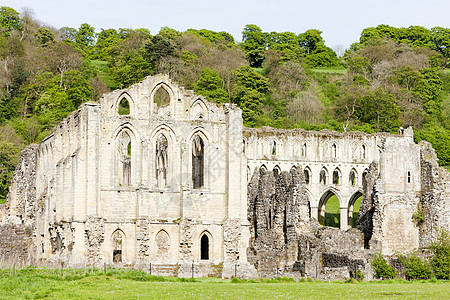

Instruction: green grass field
[0,268,449,299]
[91,60,116,89]
[311,67,348,75]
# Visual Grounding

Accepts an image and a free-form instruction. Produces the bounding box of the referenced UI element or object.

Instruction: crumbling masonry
[1,74,449,280]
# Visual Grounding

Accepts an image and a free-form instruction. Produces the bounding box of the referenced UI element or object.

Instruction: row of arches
[258,164,367,187]
[111,229,212,263]
[115,125,206,189]
[116,84,209,120]
[246,138,368,162]
[118,84,172,116]
[318,191,363,229]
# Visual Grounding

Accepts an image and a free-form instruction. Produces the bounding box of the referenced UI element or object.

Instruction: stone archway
[348,191,363,228]
[318,190,341,229]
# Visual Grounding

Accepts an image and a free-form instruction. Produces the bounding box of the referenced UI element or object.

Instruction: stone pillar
[340,207,348,230]
[311,206,319,221]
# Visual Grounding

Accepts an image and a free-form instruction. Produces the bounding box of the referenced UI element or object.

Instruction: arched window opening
[118,98,130,115]
[243,139,246,153]
[290,166,297,176]
[118,131,131,186]
[259,165,267,175]
[192,135,204,189]
[318,192,340,228]
[362,169,368,187]
[332,143,337,158]
[319,168,327,185]
[302,143,307,157]
[272,141,276,155]
[200,234,209,260]
[362,145,366,159]
[273,166,280,177]
[156,134,168,188]
[112,230,124,263]
[407,171,411,183]
[332,169,340,185]
[154,86,170,107]
[349,170,356,186]
[304,168,310,184]
[348,192,363,228]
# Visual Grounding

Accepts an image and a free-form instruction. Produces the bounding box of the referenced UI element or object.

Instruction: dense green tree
[241,24,267,67]
[76,23,96,47]
[232,65,269,126]
[194,68,228,103]
[0,6,22,37]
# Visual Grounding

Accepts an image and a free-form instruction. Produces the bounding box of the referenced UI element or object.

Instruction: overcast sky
[3,0,450,50]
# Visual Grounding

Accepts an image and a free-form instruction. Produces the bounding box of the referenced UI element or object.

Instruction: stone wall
[419,141,450,247]
[247,167,373,280]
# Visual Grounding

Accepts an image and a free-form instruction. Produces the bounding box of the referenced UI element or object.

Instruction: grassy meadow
[0,267,449,299]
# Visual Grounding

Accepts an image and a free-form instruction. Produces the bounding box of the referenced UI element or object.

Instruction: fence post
[191,262,194,278]
[149,262,152,275]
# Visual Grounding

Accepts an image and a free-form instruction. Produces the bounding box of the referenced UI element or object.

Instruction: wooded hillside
[1,7,449,202]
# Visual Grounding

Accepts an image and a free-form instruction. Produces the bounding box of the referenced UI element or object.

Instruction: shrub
[356,269,365,281]
[306,277,313,282]
[399,254,432,280]
[429,228,450,279]
[371,253,397,279]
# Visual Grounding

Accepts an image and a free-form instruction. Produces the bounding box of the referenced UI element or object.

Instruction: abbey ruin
[1,74,449,280]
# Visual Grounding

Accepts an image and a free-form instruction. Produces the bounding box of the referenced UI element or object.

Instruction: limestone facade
[1,74,449,279]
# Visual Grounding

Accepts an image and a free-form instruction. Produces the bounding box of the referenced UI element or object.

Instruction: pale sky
[3,0,450,51]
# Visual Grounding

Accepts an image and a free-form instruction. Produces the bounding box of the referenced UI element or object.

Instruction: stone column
[311,206,319,221]
[340,207,348,230]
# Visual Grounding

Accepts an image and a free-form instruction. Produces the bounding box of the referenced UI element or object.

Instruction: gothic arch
[349,168,358,186]
[303,166,312,184]
[189,129,210,189]
[150,82,175,108]
[259,164,268,175]
[273,165,281,177]
[361,144,367,160]
[111,229,125,263]
[115,92,135,116]
[319,167,328,185]
[155,230,170,252]
[318,189,342,228]
[332,168,342,185]
[348,191,363,228]
[190,98,209,120]
[351,142,360,161]
[199,230,213,261]
[150,125,177,188]
[112,124,140,187]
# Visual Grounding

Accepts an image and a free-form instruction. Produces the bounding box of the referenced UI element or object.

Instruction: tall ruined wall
[247,167,373,280]
[419,141,450,247]
[0,145,38,265]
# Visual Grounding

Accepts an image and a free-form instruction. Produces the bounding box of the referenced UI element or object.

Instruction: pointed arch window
[304,168,310,184]
[349,169,357,186]
[154,85,170,107]
[156,134,168,188]
[118,98,130,115]
[200,234,210,260]
[320,168,327,185]
[332,143,337,158]
[118,131,131,186]
[112,230,124,263]
[272,141,277,155]
[302,143,307,157]
[192,135,205,189]
[332,168,341,185]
